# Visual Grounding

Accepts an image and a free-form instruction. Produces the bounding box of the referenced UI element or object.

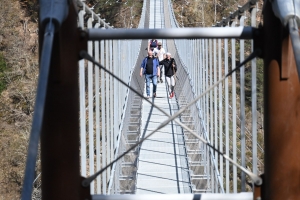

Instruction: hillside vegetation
[0,0,263,199]
[172,0,263,27]
[85,0,143,28]
[0,0,39,199]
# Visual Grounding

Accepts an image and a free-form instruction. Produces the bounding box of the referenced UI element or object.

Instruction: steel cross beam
[92,193,253,200]
[86,27,257,40]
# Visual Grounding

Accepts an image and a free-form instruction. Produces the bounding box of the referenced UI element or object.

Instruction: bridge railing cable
[167,0,263,193]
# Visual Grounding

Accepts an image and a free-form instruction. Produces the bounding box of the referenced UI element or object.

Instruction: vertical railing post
[239,11,246,192]
[218,37,223,188]
[40,2,90,199]
[105,38,111,183]
[263,1,300,199]
[205,39,209,182]
[113,40,119,186]
[94,22,101,194]
[100,29,107,195]
[230,19,237,193]
[250,3,258,180]
[205,39,209,164]
[213,39,218,175]
[109,39,114,181]
[224,32,229,193]
[202,40,205,113]
[87,16,95,194]
[79,9,87,179]
[209,38,214,192]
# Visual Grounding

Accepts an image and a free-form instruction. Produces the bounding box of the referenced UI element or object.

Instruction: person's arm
[140,59,145,77]
[153,49,158,57]
[170,58,174,67]
[172,59,176,66]
[156,59,160,77]
[147,41,151,51]
[140,68,143,77]
[173,59,177,72]
[155,49,159,58]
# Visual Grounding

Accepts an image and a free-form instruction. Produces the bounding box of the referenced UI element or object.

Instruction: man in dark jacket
[140,51,160,98]
[159,52,177,99]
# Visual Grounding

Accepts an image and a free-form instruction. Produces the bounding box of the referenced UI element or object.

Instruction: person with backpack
[140,51,160,98]
[159,52,177,99]
[148,39,158,52]
[153,42,166,83]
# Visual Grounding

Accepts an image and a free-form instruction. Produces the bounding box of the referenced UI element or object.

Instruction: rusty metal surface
[40,1,88,200]
[263,1,300,199]
[253,174,263,200]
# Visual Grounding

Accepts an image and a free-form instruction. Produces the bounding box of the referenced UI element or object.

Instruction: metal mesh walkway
[136,0,191,194]
[136,81,191,194]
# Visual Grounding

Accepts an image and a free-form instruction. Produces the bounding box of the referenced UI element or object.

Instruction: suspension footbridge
[21,0,300,200]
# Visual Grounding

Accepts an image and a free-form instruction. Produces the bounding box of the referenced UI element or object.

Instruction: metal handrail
[167,0,262,193]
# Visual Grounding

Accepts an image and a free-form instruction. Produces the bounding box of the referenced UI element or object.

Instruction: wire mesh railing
[166,0,222,193]
[77,0,147,194]
[167,0,263,193]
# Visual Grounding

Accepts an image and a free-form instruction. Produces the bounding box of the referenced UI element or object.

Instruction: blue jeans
[145,74,157,96]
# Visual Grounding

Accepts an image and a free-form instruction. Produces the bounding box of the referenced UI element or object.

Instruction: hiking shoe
[153,93,156,98]
[171,92,174,98]
[146,95,150,99]
[169,94,173,99]
[160,79,163,83]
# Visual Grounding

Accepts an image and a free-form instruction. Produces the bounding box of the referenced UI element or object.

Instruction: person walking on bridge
[148,39,158,52]
[140,51,160,98]
[159,52,177,99]
[153,42,166,83]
